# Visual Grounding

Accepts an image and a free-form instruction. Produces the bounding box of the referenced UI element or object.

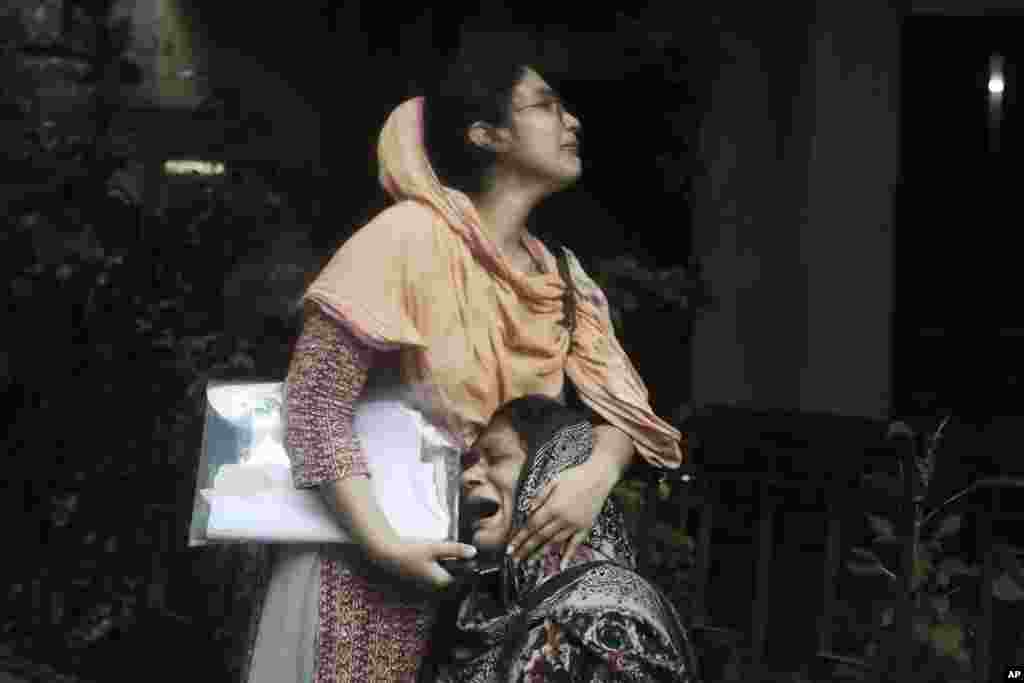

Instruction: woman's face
[476,67,583,192]
[461,418,528,551]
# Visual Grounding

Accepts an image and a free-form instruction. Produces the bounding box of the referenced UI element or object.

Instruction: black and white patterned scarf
[430,419,698,682]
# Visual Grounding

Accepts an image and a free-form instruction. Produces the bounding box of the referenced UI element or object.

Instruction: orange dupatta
[303,97,685,468]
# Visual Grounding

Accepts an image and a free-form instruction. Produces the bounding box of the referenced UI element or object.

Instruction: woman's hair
[423,33,542,197]
[490,394,587,461]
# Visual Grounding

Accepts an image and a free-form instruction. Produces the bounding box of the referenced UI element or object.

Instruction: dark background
[176,2,706,262]
[895,16,1022,423]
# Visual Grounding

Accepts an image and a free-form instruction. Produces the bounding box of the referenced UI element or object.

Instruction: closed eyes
[462,447,501,470]
[515,99,566,117]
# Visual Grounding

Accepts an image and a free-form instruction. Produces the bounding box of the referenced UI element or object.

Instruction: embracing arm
[590,422,636,485]
[508,387,639,564]
[562,379,637,487]
[510,247,684,563]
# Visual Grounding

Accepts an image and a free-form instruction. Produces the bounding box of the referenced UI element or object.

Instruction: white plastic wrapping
[188,379,461,546]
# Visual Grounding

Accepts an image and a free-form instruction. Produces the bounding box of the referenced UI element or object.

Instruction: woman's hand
[370,540,477,591]
[320,477,475,591]
[507,460,616,567]
[507,424,635,567]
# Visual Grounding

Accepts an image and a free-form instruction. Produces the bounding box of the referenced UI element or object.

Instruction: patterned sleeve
[285,302,375,489]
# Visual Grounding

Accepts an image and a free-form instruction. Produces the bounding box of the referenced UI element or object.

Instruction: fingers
[530,478,559,513]
[425,544,472,591]
[508,512,551,558]
[560,530,587,570]
[545,527,576,562]
[392,542,474,592]
[511,517,564,561]
[522,526,576,564]
[428,562,454,590]
[433,542,478,561]
[508,480,559,552]
[430,542,478,590]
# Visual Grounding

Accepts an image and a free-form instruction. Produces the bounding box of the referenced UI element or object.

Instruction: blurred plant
[834,416,1024,681]
[612,471,698,614]
[2,2,142,188]
[589,253,714,340]
[6,167,305,683]
[4,28,311,674]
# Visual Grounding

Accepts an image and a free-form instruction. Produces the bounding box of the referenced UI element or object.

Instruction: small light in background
[164,160,225,176]
[989,72,1005,96]
[989,54,1005,100]
[988,53,1005,154]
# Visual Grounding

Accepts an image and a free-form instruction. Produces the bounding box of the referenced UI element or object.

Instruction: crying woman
[420,394,700,683]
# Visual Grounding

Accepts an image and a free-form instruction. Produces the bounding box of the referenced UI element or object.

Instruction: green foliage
[611,477,647,521]
[835,419,1024,682]
[845,509,977,671]
[3,18,309,669]
[613,472,699,628]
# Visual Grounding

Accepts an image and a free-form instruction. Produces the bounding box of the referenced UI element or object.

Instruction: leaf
[612,487,643,515]
[992,572,1024,601]
[913,553,934,591]
[934,514,962,539]
[851,547,882,563]
[847,560,893,579]
[618,478,647,492]
[669,528,693,549]
[867,513,895,539]
[928,622,964,658]
[650,522,691,549]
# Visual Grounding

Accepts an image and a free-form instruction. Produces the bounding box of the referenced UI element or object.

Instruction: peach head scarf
[303,96,684,468]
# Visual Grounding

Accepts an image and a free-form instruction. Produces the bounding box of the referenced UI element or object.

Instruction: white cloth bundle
[188,380,461,546]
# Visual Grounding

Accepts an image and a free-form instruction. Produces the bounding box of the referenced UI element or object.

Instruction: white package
[189,380,460,546]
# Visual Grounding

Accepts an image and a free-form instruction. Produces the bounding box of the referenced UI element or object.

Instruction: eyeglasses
[513,98,570,119]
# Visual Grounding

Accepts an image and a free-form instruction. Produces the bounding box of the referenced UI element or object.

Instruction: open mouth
[463,498,500,528]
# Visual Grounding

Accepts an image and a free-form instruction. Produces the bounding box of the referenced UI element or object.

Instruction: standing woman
[245,37,686,683]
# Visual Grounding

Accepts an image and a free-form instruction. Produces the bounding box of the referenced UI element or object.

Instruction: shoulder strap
[537,236,578,341]
[555,248,578,341]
